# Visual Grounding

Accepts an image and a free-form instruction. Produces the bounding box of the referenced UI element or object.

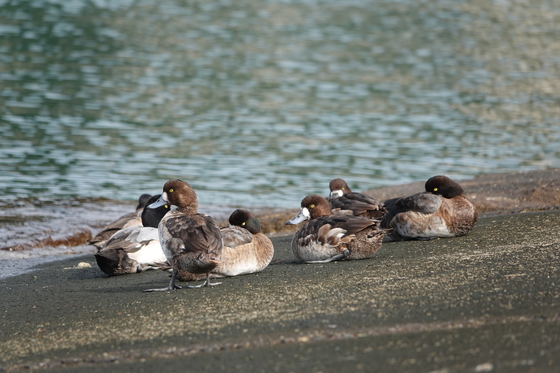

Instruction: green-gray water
[1,0,559,209]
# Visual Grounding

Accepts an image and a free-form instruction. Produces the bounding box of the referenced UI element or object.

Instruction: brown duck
[328,178,387,219]
[178,209,274,281]
[144,179,222,291]
[286,194,386,263]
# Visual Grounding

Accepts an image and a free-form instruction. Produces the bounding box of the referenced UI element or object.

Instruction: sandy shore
[2,169,559,252]
[1,211,560,371]
[1,169,560,372]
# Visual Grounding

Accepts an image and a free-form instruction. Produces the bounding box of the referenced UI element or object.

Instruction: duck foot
[137,265,160,273]
[144,284,182,292]
[144,269,182,292]
[187,273,222,288]
[186,281,221,288]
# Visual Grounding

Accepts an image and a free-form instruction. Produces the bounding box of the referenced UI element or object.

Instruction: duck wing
[381,192,443,229]
[221,226,254,248]
[344,192,382,205]
[100,226,159,253]
[395,192,443,214]
[89,212,142,248]
[315,215,381,236]
[329,192,386,219]
[166,214,223,257]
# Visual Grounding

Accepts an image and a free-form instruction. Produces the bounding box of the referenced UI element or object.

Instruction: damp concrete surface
[1,211,559,372]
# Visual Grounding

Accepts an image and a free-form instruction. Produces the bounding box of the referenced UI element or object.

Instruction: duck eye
[169,188,174,193]
[433,188,438,192]
[242,222,246,226]
[341,187,345,190]
[165,205,169,209]
[310,204,315,209]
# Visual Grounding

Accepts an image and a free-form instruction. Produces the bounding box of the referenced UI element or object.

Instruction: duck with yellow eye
[144,179,223,291]
[286,194,386,263]
[380,175,478,241]
[327,178,387,220]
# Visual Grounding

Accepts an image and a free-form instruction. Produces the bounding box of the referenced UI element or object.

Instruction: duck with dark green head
[381,175,478,241]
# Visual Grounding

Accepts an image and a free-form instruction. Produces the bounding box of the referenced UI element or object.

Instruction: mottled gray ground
[1,210,559,372]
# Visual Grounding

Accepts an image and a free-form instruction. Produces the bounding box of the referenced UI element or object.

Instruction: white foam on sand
[0,244,95,280]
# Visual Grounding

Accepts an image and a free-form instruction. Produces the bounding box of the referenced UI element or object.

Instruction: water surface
[1,0,560,253]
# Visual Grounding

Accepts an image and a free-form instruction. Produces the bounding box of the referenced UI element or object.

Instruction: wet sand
[1,207,560,372]
[2,169,558,255]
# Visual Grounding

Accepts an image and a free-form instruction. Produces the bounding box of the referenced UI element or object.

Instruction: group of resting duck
[91,175,478,291]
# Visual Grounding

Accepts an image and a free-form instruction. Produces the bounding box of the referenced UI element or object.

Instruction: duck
[89,193,152,249]
[328,178,387,219]
[177,209,275,281]
[380,175,478,241]
[285,194,386,263]
[94,194,170,276]
[144,179,223,292]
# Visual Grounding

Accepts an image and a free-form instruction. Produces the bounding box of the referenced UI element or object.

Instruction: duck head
[229,209,261,234]
[286,194,332,225]
[136,193,153,212]
[141,194,170,227]
[425,175,464,198]
[148,179,199,214]
[329,178,352,198]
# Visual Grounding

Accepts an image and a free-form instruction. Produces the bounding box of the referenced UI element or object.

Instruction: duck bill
[147,193,168,209]
[330,190,343,198]
[285,208,310,225]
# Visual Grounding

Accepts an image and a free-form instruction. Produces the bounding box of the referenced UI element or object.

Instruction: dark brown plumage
[144,179,223,291]
[178,209,274,281]
[328,178,387,219]
[286,194,386,263]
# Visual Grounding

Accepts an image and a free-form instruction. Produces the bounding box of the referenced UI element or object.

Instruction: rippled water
[1,0,560,212]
